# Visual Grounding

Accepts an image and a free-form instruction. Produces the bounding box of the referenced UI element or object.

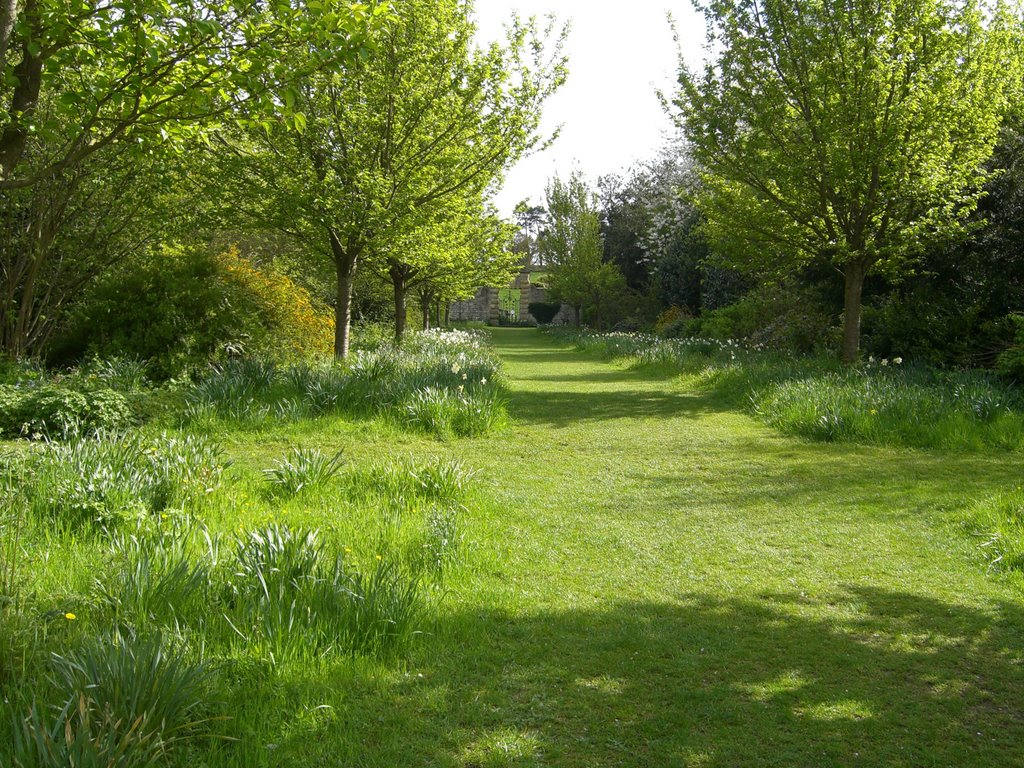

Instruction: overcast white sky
[473,0,708,215]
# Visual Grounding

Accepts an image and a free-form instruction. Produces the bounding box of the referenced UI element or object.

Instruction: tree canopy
[676,0,1022,361]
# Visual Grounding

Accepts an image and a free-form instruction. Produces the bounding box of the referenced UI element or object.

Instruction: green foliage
[12,632,212,768]
[262,448,346,497]
[0,0,384,187]
[223,0,566,356]
[676,0,1022,359]
[692,282,836,354]
[541,172,628,329]
[52,246,334,381]
[997,314,1024,382]
[0,384,131,440]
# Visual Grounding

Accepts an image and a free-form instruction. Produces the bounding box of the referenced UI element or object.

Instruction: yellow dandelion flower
[64,613,76,621]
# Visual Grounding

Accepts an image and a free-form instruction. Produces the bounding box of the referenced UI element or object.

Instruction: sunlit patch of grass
[967,486,1024,574]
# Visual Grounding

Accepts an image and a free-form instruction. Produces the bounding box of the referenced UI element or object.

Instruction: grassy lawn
[208,328,1024,767]
[5,327,1024,767]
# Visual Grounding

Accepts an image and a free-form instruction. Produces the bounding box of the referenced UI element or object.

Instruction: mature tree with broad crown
[0,0,382,189]
[227,0,566,358]
[676,0,1021,361]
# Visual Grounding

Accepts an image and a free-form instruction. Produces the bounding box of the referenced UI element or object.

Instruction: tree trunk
[0,0,18,80]
[840,259,867,364]
[0,0,41,181]
[390,265,407,343]
[388,260,418,343]
[420,293,430,330]
[434,297,441,328]
[328,229,358,359]
[574,304,581,328]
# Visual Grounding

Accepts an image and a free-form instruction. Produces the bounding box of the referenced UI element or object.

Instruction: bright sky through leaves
[474,0,707,215]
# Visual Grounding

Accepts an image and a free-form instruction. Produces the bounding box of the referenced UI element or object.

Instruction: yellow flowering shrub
[216,247,334,360]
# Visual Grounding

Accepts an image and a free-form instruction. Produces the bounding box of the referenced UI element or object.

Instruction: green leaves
[0,0,389,187]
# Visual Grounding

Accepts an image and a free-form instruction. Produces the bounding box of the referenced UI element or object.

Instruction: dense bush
[690,282,836,354]
[0,383,132,439]
[997,314,1024,382]
[50,246,334,380]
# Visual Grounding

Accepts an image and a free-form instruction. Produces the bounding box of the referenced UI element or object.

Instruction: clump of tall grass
[558,328,1024,452]
[262,447,346,497]
[226,524,424,661]
[11,631,213,768]
[97,519,211,629]
[751,365,1024,451]
[968,486,1024,573]
[27,432,226,529]
[182,329,506,438]
[347,456,479,504]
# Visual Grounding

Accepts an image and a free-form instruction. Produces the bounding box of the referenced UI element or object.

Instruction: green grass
[564,329,1024,452]
[5,328,1024,766]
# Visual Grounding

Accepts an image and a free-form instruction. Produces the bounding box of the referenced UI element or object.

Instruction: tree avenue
[676,0,1022,361]
[230,0,566,358]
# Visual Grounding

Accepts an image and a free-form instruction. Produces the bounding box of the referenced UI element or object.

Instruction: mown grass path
[290,329,1024,767]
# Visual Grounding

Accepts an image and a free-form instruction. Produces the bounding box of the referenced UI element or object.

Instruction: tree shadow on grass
[274,587,1024,767]
[507,386,728,428]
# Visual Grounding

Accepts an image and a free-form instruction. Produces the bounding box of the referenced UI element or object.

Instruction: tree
[513,201,548,266]
[0,0,382,189]
[225,0,566,357]
[675,0,1021,361]
[540,172,625,329]
[377,197,519,338]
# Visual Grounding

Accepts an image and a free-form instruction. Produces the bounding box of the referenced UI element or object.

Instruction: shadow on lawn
[276,588,1024,768]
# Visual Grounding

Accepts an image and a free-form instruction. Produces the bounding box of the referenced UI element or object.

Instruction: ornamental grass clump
[969,486,1024,574]
[226,524,424,662]
[98,520,211,630]
[11,632,213,768]
[262,447,346,497]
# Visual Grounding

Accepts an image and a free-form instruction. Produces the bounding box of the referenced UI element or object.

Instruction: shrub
[0,384,132,439]
[997,314,1024,383]
[697,282,836,353]
[50,246,334,380]
[528,302,561,324]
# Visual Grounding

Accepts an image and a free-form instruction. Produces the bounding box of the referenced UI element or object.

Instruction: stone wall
[448,269,573,326]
